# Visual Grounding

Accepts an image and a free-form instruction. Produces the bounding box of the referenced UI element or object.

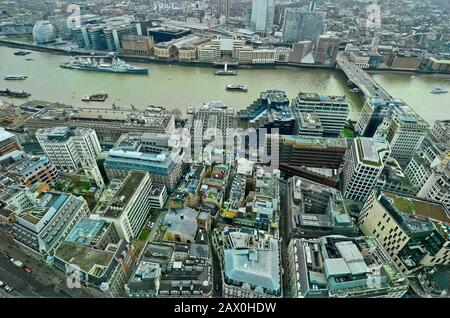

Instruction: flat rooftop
[279,135,347,149]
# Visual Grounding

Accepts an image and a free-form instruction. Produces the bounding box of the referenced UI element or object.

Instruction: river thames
[0,45,449,123]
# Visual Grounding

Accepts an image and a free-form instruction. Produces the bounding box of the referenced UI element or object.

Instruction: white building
[36,126,104,188]
[92,171,153,242]
[342,137,390,201]
[12,191,90,254]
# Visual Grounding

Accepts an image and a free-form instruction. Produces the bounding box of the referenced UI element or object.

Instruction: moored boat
[430,87,448,94]
[61,56,149,75]
[226,84,248,92]
[4,75,28,80]
[81,92,108,102]
[0,89,31,98]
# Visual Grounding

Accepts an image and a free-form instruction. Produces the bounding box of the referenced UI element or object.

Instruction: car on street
[0,280,5,288]
[4,285,13,293]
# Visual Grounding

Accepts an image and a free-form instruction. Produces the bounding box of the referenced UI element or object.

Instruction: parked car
[23,266,32,274]
[0,280,5,288]
[4,285,13,293]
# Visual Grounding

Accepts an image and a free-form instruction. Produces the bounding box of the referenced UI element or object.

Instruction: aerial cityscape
[0,0,449,302]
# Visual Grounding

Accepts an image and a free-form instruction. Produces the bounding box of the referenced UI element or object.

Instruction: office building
[1,154,59,187]
[162,208,199,244]
[147,26,191,43]
[249,0,275,35]
[291,92,349,136]
[213,228,282,297]
[282,8,325,43]
[104,24,137,52]
[266,135,347,170]
[295,113,324,136]
[219,0,231,16]
[54,217,135,295]
[92,171,154,242]
[36,127,104,188]
[104,132,185,192]
[125,242,212,297]
[288,41,313,63]
[375,104,429,168]
[12,192,90,254]
[25,107,175,143]
[287,176,356,238]
[287,236,408,298]
[314,34,341,65]
[342,137,390,201]
[243,90,296,135]
[358,189,449,275]
[355,98,402,137]
[122,35,154,56]
[0,129,21,156]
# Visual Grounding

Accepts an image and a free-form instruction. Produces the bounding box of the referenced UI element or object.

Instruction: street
[0,226,103,298]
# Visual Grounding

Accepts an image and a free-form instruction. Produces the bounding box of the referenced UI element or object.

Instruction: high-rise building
[342,137,390,201]
[314,34,341,65]
[291,92,349,136]
[36,127,104,188]
[104,24,138,52]
[249,0,275,35]
[104,132,185,192]
[92,171,154,242]
[374,104,429,168]
[0,129,21,156]
[282,8,325,43]
[267,135,347,170]
[219,0,231,16]
[355,98,401,137]
[358,189,449,275]
[288,41,313,63]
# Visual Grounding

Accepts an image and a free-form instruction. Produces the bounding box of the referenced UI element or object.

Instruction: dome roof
[33,20,57,44]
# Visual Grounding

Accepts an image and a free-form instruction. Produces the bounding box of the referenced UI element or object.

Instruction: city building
[290,92,349,136]
[266,135,347,170]
[147,26,191,43]
[197,36,252,63]
[54,217,135,296]
[282,8,325,43]
[249,0,275,35]
[355,98,402,137]
[0,128,21,156]
[242,90,296,135]
[287,236,409,298]
[104,24,138,52]
[122,35,154,56]
[162,208,199,244]
[387,51,422,71]
[148,184,168,209]
[125,242,212,297]
[287,176,356,238]
[12,191,90,255]
[0,153,59,187]
[314,34,341,65]
[32,20,56,44]
[104,132,185,192]
[375,104,429,168]
[342,137,391,201]
[92,171,154,242]
[294,113,324,136]
[378,157,415,195]
[219,0,231,17]
[25,107,175,143]
[213,228,282,298]
[36,126,104,188]
[358,189,449,275]
[288,41,313,64]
